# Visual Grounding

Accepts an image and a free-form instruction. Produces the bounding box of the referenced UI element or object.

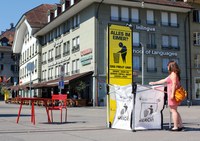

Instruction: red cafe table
[16,97,51,125]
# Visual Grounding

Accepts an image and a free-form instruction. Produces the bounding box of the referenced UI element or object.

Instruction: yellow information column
[107,24,133,127]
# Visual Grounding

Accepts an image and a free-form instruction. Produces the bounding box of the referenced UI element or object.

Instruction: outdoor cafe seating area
[5,97,89,107]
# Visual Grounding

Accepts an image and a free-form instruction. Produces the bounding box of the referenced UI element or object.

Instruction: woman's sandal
[169,127,183,131]
[178,127,184,131]
[170,128,179,131]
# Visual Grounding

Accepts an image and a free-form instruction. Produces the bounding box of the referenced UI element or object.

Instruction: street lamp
[140,42,144,85]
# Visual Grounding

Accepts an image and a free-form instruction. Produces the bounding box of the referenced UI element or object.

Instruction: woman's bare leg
[170,106,179,129]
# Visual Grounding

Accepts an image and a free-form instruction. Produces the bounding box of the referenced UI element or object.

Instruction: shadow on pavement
[0,114,30,118]
[40,121,86,125]
[162,122,200,132]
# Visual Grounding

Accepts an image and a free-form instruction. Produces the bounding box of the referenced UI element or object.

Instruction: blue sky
[0,0,58,32]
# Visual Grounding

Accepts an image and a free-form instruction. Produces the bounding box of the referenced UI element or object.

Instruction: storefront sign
[135,25,156,32]
[80,48,93,66]
[81,48,92,56]
[81,55,93,66]
[133,49,178,57]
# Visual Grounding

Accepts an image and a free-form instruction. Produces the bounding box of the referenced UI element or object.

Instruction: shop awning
[46,71,93,87]
[8,71,93,90]
[32,71,93,88]
[8,84,29,91]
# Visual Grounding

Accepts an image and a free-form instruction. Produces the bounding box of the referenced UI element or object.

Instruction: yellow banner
[107,24,133,126]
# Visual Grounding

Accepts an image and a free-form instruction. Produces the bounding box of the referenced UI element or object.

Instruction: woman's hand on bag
[149,82,155,85]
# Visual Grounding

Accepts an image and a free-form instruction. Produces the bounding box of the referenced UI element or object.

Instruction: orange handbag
[175,86,187,103]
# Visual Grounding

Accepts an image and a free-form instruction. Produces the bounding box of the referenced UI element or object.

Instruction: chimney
[10,23,14,29]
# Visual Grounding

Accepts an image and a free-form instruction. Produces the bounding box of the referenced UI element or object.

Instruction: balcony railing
[72,45,80,53]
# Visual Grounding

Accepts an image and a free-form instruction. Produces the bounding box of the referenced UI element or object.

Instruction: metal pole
[30,71,32,98]
[29,71,32,106]
[140,42,144,85]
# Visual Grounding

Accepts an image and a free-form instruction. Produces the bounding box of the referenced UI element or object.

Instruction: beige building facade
[184,0,200,104]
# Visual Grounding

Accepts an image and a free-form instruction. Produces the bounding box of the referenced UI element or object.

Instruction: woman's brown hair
[167,61,181,81]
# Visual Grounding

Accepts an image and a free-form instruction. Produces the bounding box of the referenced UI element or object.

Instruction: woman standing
[149,61,183,131]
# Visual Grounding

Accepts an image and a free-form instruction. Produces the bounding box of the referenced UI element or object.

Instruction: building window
[55,9,58,17]
[49,31,54,42]
[55,66,60,78]
[162,58,169,73]
[32,44,34,55]
[193,10,200,23]
[55,45,61,59]
[48,68,53,80]
[162,35,179,49]
[193,32,200,46]
[72,59,80,74]
[42,52,47,64]
[64,20,70,33]
[67,62,70,75]
[63,41,70,56]
[42,70,47,81]
[35,43,38,53]
[62,1,65,12]
[35,59,37,72]
[111,6,119,21]
[147,33,156,49]
[48,13,51,23]
[133,56,140,71]
[27,49,29,59]
[161,12,178,27]
[146,10,155,25]
[170,13,178,27]
[55,25,62,38]
[64,62,70,76]
[195,77,200,99]
[162,35,169,49]
[72,36,80,53]
[131,8,139,23]
[133,32,140,47]
[72,14,80,29]
[121,7,129,22]
[147,57,156,72]
[161,12,169,26]
[48,49,54,62]
[70,0,74,6]
[171,36,179,49]
[195,54,200,68]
